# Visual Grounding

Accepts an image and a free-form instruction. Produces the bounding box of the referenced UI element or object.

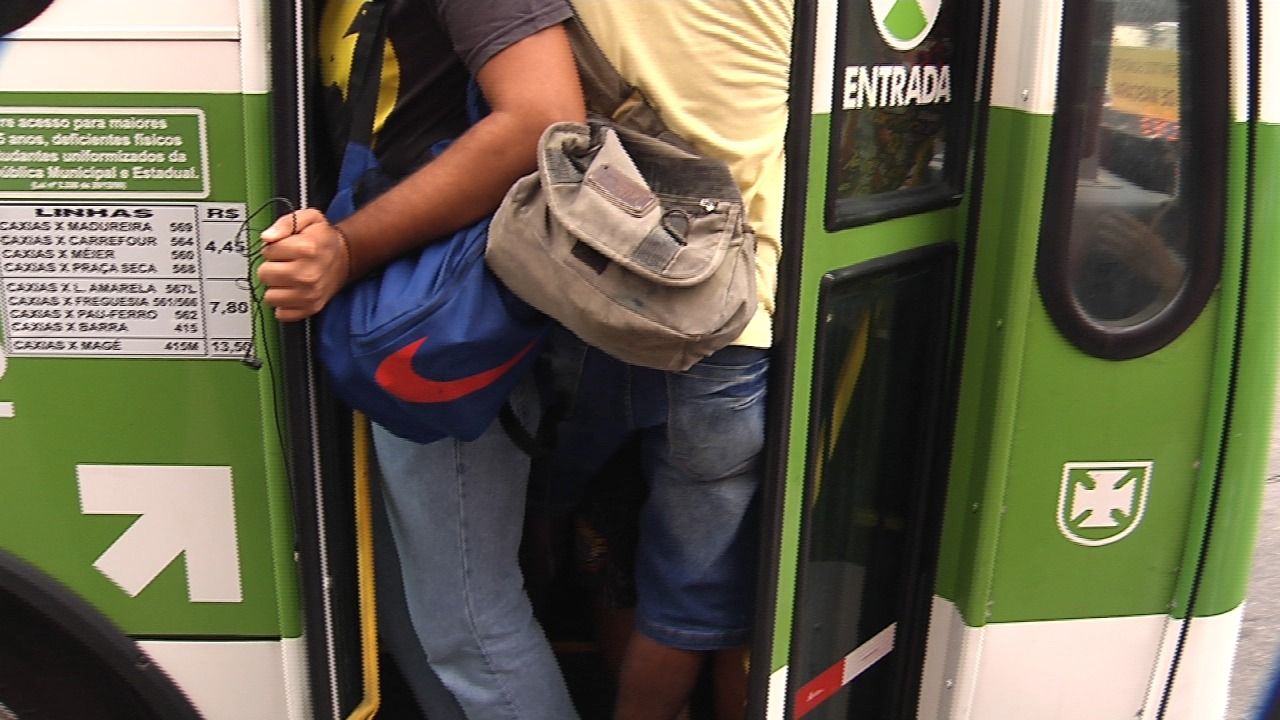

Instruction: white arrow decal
[78,464,242,603]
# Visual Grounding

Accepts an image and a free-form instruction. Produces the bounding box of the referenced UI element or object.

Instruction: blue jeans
[371,376,578,720]
[532,328,768,651]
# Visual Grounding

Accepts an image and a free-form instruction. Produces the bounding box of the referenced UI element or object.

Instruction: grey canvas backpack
[485,16,757,372]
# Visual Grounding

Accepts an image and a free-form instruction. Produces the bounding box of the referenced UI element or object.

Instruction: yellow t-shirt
[574,0,793,349]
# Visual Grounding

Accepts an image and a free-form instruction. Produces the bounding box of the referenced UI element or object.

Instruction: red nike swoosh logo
[375,337,537,403]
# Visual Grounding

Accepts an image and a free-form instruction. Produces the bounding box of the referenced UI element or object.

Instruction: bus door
[754,1,1275,719]
[0,2,360,718]
[926,2,1272,717]
[753,0,982,717]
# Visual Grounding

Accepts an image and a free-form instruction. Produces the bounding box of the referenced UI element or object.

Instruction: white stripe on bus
[768,597,1243,719]
[139,637,312,720]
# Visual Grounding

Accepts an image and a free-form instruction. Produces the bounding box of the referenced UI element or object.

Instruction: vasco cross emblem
[1056,461,1152,547]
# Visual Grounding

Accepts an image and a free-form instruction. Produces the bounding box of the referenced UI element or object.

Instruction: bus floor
[374,529,718,720]
[378,520,721,712]
[373,566,721,712]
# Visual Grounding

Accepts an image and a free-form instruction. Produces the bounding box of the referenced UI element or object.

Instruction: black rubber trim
[744,0,819,715]
[1156,0,1259,715]
[268,1,363,718]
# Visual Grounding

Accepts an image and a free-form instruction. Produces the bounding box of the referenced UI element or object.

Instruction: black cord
[235,196,298,370]
[230,196,301,466]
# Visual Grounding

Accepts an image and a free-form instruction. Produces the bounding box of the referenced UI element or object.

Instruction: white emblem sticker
[1057,461,1152,547]
[870,0,944,51]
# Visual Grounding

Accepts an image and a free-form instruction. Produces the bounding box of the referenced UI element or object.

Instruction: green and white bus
[0,0,1275,718]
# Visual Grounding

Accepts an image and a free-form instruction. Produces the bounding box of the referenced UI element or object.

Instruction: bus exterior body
[0,1,1275,719]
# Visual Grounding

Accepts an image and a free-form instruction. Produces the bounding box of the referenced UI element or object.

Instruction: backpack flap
[541,120,742,286]
[488,119,758,372]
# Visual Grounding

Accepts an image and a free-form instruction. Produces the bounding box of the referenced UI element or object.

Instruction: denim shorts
[531,327,768,651]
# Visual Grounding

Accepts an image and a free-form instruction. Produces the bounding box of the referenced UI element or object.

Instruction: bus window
[1037,0,1226,359]
[789,245,955,719]
[826,0,973,227]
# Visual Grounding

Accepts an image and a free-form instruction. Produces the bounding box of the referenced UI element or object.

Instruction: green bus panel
[1175,120,1280,618]
[0,91,297,638]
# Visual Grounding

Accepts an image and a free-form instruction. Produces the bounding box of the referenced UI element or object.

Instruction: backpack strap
[562,14,633,121]
[498,402,556,459]
[338,0,389,149]
[564,10,695,149]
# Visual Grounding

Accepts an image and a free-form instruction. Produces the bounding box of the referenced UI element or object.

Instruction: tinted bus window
[828,0,971,227]
[789,246,954,719]
[1038,0,1226,358]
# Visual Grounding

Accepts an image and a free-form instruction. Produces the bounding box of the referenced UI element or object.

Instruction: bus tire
[0,0,53,36]
[0,549,201,720]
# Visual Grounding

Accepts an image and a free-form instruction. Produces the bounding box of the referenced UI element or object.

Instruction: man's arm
[258,23,584,322]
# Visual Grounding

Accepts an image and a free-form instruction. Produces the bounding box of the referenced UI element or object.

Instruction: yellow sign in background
[1109,46,1179,122]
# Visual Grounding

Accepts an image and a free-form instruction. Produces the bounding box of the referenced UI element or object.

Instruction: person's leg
[372,376,578,720]
[370,471,465,719]
[614,632,703,720]
[615,346,769,720]
[613,638,747,720]
[712,644,750,720]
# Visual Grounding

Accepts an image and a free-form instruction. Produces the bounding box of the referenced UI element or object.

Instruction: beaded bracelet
[333,225,355,281]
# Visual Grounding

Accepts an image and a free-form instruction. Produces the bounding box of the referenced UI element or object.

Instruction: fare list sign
[0,203,254,359]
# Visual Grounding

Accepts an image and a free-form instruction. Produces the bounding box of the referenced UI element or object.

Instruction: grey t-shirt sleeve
[436,0,574,75]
